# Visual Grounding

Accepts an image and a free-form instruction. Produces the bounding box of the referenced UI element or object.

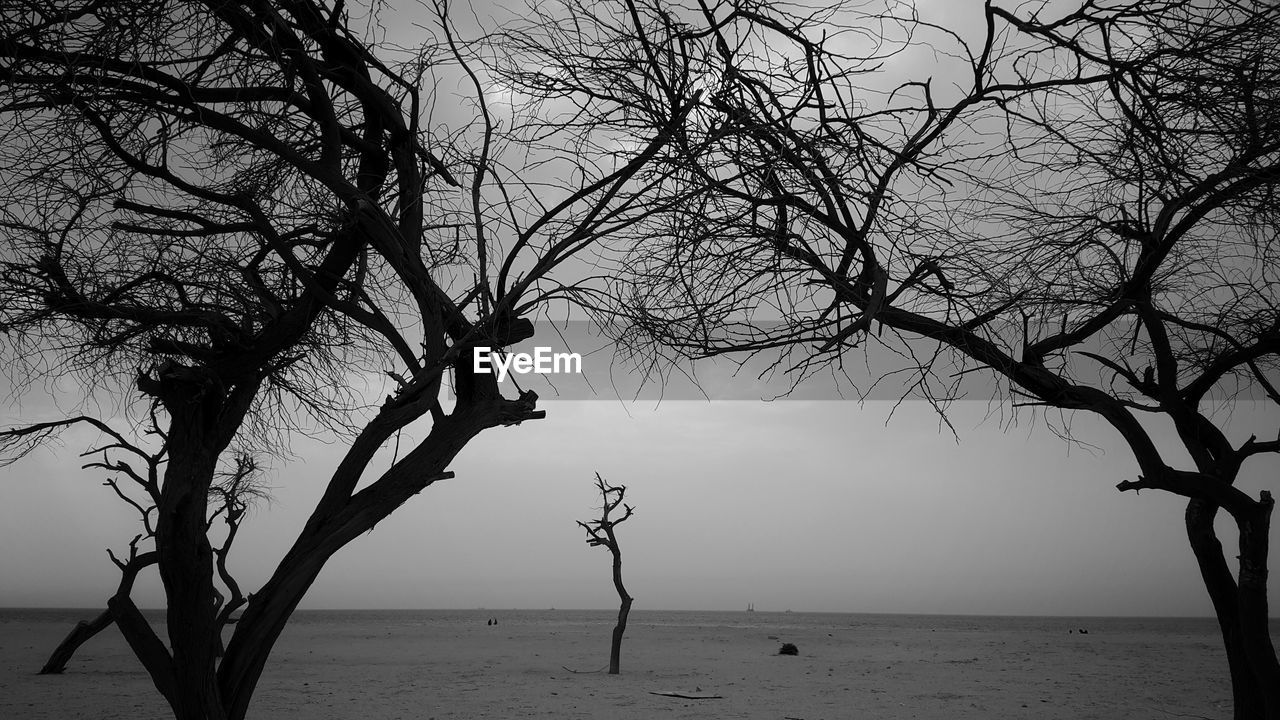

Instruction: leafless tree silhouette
[36,407,268,675]
[0,1,696,717]
[506,1,1280,717]
[578,473,634,675]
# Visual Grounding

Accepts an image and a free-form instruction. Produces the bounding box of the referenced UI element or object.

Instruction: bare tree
[577,473,634,675]
[506,1,1280,717]
[37,411,267,675]
[0,1,696,717]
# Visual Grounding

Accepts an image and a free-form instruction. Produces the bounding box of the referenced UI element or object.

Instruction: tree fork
[1186,499,1265,720]
[219,401,522,720]
[1236,492,1280,720]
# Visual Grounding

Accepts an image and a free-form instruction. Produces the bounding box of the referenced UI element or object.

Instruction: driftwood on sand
[648,690,724,699]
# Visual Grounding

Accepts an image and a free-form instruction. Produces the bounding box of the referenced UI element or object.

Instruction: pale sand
[0,610,1230,719]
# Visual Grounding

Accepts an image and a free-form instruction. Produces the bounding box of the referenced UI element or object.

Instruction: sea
[0,605,1224,636]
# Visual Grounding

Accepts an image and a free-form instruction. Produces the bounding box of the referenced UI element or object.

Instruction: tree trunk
[157,448,227,720]
[219,549,331,720]
[38,608,115,674]
[139,370,249,720]
[167,672,229,720]
[608,545,631,675]
[219,406,503,720]
[1187,499,1267,720]
[610,594,632,675]
[1236,492,1280,720]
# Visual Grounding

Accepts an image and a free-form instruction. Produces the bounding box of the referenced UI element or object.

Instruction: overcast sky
[3,387,1276,616]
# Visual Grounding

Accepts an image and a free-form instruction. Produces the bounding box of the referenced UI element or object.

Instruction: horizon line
[1,606,1229,620]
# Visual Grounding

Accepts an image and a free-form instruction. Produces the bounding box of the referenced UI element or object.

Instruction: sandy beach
[0,609,1230,719]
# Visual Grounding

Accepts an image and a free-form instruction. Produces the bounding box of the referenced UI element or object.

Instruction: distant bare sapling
[578,473,634,675]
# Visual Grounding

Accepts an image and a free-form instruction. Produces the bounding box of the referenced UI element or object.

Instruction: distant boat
[746,603,755,612]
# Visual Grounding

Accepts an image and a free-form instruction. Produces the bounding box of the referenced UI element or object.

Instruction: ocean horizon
[0,606,1229,632]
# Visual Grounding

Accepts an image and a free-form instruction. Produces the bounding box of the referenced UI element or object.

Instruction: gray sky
[2,391,1276,616]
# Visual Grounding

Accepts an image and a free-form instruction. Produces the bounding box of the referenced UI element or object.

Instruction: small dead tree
[577,473,634,675]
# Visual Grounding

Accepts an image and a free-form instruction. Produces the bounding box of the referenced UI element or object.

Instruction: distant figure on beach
[487,619,492,626]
